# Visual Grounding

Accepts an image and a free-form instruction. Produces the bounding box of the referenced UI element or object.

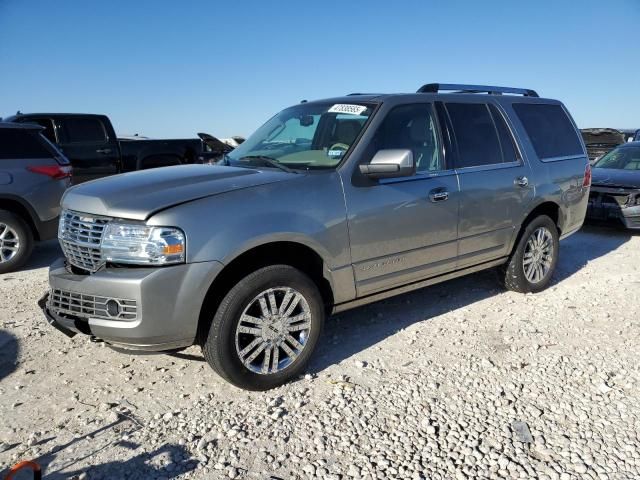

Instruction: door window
[61,117,107,144]
[445,103,504,168]
[370,104,442,172]
[489,104,519,163]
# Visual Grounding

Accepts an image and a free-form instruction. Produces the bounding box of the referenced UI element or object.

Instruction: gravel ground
[1,225,639,480]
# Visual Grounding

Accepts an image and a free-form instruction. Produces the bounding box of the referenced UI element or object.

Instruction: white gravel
[1,225,639,479]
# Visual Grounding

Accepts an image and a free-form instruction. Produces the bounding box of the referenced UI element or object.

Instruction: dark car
[581,128,626,164]
[4,113,232,184]
[0,123,72,273]
[587,142,640,229]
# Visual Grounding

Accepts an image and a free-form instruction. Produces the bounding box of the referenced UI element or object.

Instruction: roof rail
[417,83,539,98]
[346,93,382,96]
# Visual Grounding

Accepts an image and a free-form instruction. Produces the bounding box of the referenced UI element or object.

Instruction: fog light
[106,300,121,317]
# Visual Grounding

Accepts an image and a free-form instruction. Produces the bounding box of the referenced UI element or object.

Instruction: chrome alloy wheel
[0,223,20,263]
[235,287,312,375]
[523,226,554,284]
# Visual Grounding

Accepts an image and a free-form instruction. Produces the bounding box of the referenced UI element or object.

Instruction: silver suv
[0,123,71,273]
[40,84,590,390]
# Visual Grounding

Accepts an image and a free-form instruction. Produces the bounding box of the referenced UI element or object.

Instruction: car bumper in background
[587,187,640,230]
[39,257,223,351]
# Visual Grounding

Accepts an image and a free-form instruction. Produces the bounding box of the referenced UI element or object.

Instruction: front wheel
[202,265,324,390]
[500,215,559,293]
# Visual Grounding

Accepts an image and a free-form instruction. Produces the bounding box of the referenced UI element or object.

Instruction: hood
[591,168,640,189]
[62,164,295,220]
[581,128,625,146]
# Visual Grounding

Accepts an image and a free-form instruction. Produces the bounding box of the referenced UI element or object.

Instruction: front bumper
[40,257,223,351]
[586,193,640,230]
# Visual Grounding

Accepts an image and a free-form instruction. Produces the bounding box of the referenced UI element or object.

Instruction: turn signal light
[163,244,184,255]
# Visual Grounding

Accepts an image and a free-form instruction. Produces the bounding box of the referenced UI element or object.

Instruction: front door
[441,101,534,267]
[58,116,120,184]
[343,103,460,297]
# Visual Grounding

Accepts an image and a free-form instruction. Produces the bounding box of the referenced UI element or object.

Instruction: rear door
[440,101,533,268]
[58,116,119,184]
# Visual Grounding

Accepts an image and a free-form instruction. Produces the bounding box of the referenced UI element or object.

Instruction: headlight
[101,223,185,266]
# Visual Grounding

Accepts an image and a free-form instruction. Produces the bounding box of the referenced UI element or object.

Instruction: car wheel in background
[202,265,324,391]
[0,210,34,274]
[500,215,559,293]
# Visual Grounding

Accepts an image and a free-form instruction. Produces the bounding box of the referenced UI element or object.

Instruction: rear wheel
[202,265,324,390]
[500,215,559,293]
[0,210,34,274]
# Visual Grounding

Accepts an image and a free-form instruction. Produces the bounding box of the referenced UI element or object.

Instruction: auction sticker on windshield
[328,104,368,115]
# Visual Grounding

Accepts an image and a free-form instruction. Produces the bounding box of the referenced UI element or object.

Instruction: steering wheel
[329,143,350,153]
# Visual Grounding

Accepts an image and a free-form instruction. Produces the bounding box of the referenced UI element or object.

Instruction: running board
[331,257,507,314]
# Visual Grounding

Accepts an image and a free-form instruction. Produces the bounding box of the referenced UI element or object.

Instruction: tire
[202,265,324,390]
[0,210,34,274]
[499,215,559,293]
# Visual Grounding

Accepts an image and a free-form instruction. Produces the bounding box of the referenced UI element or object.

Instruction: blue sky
[1,0,638,139]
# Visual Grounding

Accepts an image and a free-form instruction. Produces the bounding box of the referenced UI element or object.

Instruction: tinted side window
[512,103,583,160]
[446,103,502,168]
[371,104,442,172]
[0,129,53,160]
[62,118,107,143]
[489,104,519,163]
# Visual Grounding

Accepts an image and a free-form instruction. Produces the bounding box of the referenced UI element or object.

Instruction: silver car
[0,123,71,273]
[40,84,590,390]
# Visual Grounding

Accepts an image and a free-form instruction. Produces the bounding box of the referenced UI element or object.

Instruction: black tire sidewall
[0,210,34,274]
[510,215,559,293]
[204,265,324,391]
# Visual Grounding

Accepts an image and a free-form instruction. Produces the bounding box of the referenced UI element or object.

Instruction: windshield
[594,146,640,170]
[226,102,375,170]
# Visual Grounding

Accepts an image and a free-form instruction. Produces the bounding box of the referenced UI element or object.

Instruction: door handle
[514,176,529,187]
[429,189,449,203]
[96,148,112,154]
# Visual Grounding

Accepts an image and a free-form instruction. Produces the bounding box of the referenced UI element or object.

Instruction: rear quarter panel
[0,158,69,223]
[500,99,589,242]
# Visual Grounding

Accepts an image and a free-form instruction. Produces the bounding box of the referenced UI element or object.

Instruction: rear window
[0,128,53,160]
[512,103,583,160]
[62,117,107,143]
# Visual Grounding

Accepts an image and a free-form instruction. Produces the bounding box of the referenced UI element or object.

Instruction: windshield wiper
[238,155,297,174]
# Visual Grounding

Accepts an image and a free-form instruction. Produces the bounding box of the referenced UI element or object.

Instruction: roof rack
[417,83,539,98]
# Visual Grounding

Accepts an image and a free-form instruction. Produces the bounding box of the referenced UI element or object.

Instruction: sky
[1,0,639,139]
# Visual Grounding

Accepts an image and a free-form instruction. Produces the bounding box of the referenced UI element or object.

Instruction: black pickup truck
[4,113,231,183]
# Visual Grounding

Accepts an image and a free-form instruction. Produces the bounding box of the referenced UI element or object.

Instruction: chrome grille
[58,210,110,272]
[49,289,137,321]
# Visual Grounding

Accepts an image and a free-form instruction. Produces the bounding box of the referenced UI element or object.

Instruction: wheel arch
[510,201,562,255]
[0,196,40,240]
[196,241,334,344]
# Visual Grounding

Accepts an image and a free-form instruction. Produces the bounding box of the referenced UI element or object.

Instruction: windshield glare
[226,102,375,170]
[594,146,640,171]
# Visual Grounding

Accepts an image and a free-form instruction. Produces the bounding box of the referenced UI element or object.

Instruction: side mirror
[359,149,416,179]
